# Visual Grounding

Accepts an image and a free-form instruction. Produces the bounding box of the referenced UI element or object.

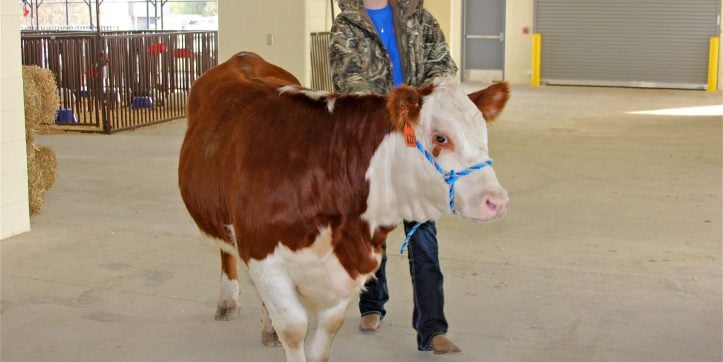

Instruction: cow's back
[179,53,298,241]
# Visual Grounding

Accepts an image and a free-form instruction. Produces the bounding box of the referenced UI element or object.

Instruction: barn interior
[1,1,722,361]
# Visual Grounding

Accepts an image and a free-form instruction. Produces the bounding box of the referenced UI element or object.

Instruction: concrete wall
[425,0,462,81]
[218,0,307,84]
[425,0,451,44]
[1,0,31,239]
[504,0,534,84]
[218,0,340,87]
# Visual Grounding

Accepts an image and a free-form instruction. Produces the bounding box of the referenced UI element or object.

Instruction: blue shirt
[367,5,404,87]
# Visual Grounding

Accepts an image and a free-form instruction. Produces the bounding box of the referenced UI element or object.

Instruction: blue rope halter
[400,141,493,253]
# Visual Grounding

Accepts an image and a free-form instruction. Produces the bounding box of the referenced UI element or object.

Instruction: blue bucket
[55,108,78,124]
[130,96,153,109]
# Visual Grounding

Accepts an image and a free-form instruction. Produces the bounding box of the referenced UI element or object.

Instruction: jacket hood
[337,0,422,13]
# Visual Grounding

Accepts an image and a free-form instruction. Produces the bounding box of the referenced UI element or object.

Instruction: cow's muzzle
[479,191,510,220]
[400,141,502,253]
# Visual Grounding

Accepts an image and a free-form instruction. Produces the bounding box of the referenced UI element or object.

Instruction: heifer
[178,52,509,362]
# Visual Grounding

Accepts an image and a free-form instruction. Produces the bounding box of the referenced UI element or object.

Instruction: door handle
[465,35,500,40]
[465,33,505,42]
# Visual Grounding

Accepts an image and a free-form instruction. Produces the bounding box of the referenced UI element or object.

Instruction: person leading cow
[330,0,461,354]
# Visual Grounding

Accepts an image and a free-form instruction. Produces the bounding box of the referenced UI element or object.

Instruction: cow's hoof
[261,330,282,347]
[214,303,240,321]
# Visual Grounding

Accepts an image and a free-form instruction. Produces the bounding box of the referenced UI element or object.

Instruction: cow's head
[387,78,510,222]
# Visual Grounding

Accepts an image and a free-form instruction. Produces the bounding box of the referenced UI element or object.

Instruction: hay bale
[27,145,57,215]
[22,65,60,127]
[23,80,41,150]
[23,66,59,215]
[26,130,36,159]
[23,79,42,131]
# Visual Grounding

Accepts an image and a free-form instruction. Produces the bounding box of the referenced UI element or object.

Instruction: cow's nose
[482,192,509,218]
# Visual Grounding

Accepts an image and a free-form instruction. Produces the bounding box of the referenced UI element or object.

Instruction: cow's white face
[413,79,509,222]
[363,79,510,228]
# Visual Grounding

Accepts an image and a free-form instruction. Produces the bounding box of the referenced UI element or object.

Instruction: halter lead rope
[400,141,493,253]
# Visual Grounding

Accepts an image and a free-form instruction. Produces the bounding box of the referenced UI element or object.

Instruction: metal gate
[535,0,721,89]
[21,30,218,133]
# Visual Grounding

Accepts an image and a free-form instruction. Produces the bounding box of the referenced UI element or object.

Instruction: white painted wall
[218,0,308,84]
[1,0,31,239]
[504,0,534,84]
[425,0,451,45]
[449,0,462,80]
[218,0,340,87]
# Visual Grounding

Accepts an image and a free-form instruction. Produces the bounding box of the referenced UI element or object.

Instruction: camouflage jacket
[330,0,458,94]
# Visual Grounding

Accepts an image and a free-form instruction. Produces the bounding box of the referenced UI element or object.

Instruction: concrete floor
[1,85,721,362]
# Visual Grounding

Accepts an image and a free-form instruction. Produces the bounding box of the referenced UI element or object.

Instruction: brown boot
[358,313,381,332]
[431,334,461,354]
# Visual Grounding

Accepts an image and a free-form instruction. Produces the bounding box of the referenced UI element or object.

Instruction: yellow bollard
[531,33,542,87]
[707,36,719,93]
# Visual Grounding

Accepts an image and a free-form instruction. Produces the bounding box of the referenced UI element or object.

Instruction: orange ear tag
[403,121,416,147]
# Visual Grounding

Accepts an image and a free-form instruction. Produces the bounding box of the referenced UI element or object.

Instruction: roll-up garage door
[535,0,721,89]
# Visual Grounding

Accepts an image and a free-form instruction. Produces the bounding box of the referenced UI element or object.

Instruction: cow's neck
[362,132,450,229]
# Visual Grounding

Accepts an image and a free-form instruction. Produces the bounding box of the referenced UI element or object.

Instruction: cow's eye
[434,135,448,145]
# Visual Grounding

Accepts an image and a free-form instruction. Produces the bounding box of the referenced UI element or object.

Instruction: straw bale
[26,130,36,159]
[22,65,60,128]
[27,145,57,215]
[22,77,43,132]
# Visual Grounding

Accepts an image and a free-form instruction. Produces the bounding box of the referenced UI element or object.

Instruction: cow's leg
[260,302,281,347]
[249,259,308,362]
[214,250,241,321]
[306,298,350,362]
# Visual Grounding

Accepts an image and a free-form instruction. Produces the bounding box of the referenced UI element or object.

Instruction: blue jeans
[359,220,448,351]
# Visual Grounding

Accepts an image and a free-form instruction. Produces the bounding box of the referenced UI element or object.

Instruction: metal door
[462,0,506,82]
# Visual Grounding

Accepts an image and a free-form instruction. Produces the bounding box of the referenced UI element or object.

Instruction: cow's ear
[387,85,423,131]
[468,82,510,123]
